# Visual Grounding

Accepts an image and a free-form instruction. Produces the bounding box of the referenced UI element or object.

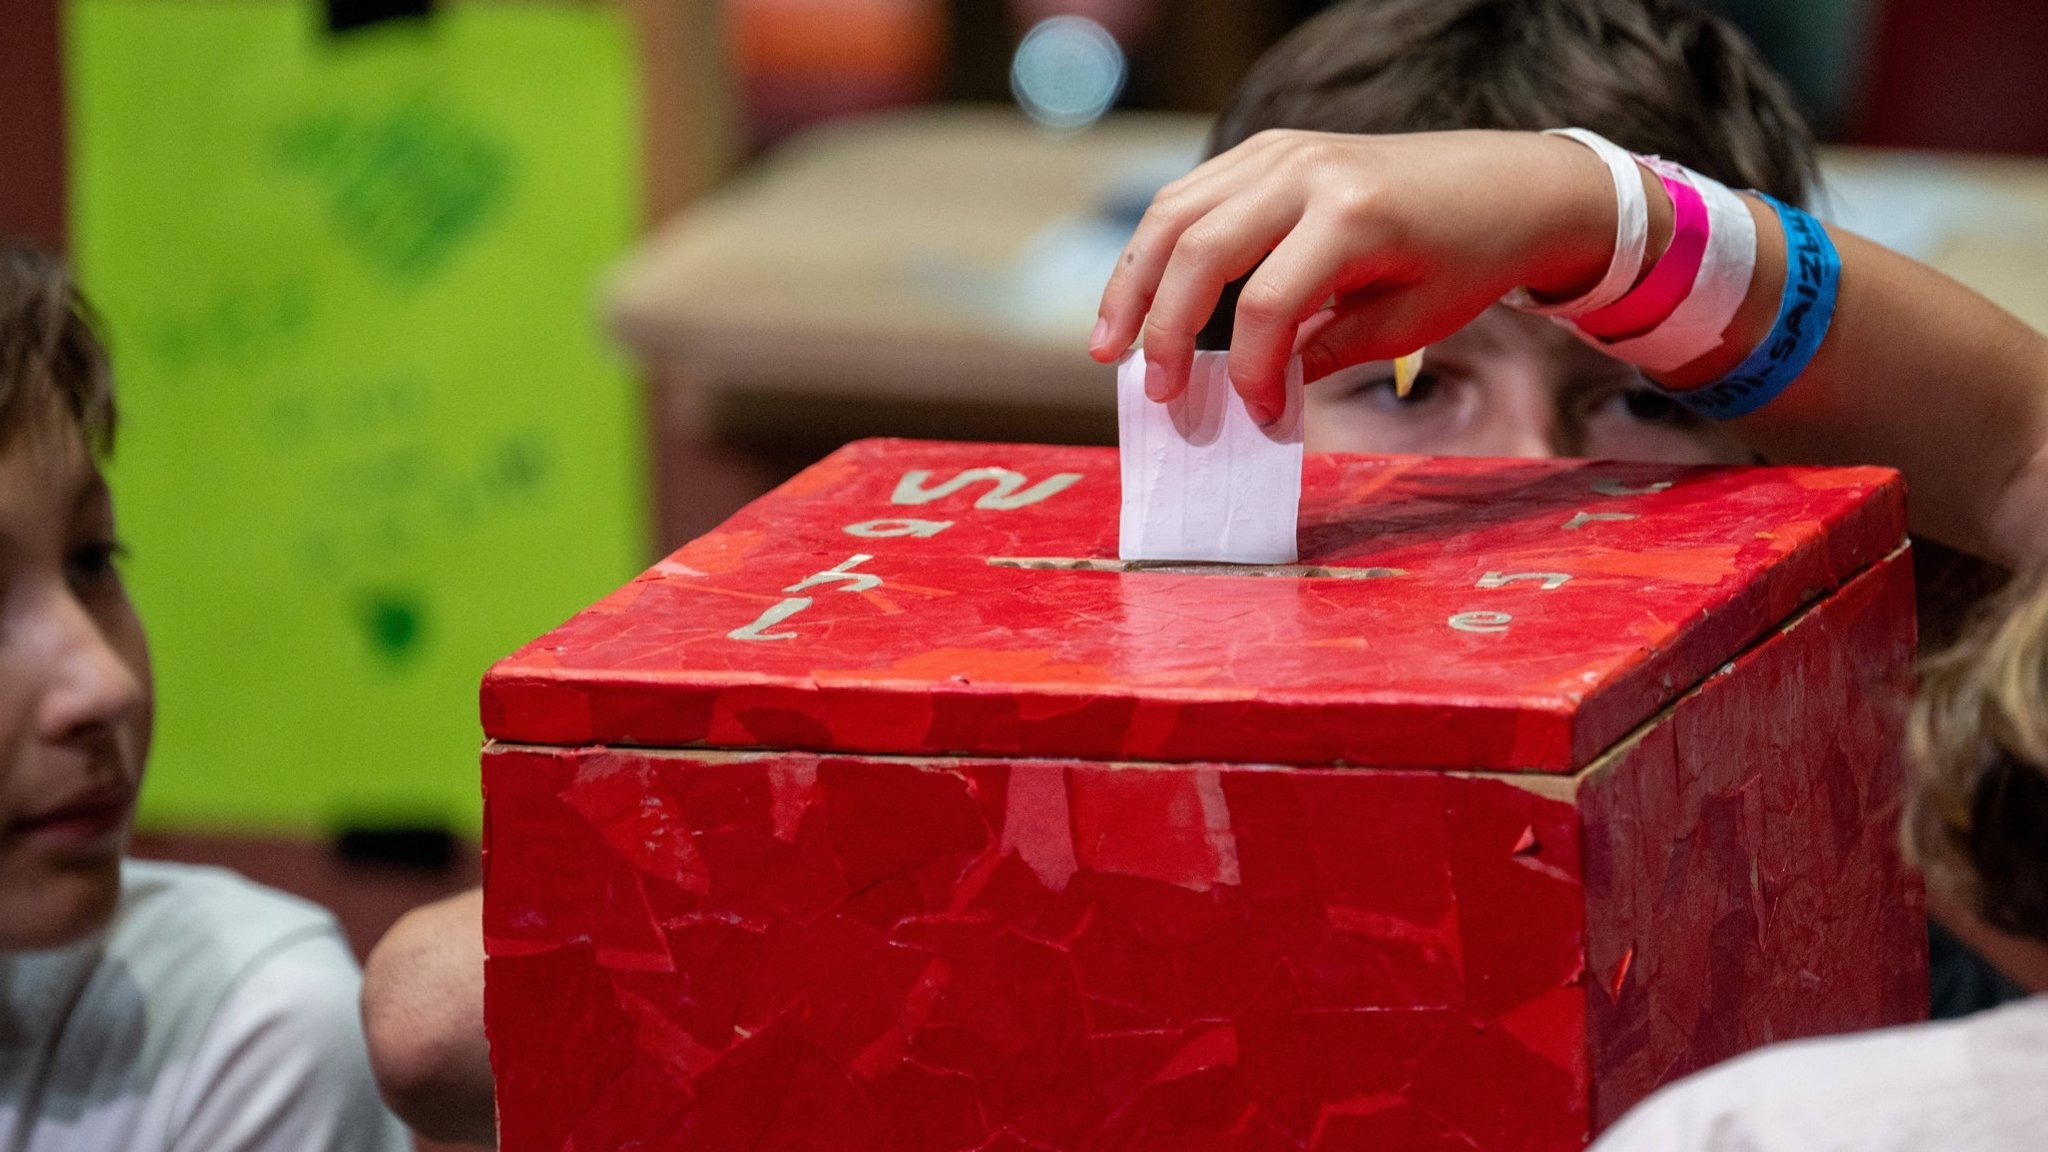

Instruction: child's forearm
[361,888,497,1146]
[1702,221,2048,568]
[1094,130,2048,569]
[1624,185,2048,568]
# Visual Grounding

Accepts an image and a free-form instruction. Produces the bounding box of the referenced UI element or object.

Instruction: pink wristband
[1575,163,1709,340]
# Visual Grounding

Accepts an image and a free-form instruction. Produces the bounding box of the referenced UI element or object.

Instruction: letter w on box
[1117,349,1305,564]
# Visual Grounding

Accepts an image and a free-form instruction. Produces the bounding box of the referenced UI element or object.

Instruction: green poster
[68,1,644,835]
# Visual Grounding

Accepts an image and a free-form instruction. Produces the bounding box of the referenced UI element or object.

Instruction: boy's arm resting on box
[1677,222,2048,570]
[1093,129,2048,570]
[360,887,496,1148]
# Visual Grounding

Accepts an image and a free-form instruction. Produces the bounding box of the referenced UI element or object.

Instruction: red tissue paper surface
[484,441,1903,773]
[482,440,1924,1151]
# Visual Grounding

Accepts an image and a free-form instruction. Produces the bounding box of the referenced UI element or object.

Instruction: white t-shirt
[1593,994,2048,1152]
[0,859,411,1152]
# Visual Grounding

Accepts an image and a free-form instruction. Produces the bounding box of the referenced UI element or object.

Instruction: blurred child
[1591,567,2048,1150]
[0,244,408,1151]
[1200,0,1814,463]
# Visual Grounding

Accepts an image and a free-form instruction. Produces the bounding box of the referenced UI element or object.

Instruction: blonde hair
[1907,566,2048,944]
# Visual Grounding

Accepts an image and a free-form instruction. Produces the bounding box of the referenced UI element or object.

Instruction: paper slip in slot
[1118,349,1304,564]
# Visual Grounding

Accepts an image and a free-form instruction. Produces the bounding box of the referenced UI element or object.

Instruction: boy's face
[1304,305,1753,464]
[0,399,152,950]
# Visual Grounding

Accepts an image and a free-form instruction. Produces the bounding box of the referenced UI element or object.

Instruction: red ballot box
[481,439,1925,1152]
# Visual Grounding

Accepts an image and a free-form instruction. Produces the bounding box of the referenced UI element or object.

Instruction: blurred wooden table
[608,107,1208,546]
[1821,146,2048,334]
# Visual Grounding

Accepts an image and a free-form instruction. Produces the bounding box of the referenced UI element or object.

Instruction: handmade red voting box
[481,439,1925,1152]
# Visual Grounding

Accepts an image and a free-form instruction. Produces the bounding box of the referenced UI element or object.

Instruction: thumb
[1294,294,1418,386]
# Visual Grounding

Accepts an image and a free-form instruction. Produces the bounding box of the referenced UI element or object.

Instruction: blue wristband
[1671,193,1840,421]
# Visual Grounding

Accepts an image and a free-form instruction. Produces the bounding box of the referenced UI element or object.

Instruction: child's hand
[1091,129,1616,423]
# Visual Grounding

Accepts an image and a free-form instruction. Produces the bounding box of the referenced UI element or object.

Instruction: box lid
[484,438,1904,773]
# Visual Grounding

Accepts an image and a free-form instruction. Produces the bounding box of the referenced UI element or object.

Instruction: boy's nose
[1501,427,1573,459]
[1461,374,1579,459]
[1469,412,1574,460]
[38,593,146,745]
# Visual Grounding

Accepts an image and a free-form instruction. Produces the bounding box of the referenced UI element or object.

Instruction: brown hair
[1908,568,2048,945]
[0,242,116,454]
[1210,0,1818,205]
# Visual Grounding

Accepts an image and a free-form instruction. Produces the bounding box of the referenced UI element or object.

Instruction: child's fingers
[1096,188,1251,363]
[1291,308,1344,374]
[1225,218,1377,420]
[1137,189,1309,403]
[1091,139,1286,362]
[1294,292,1426,387]
[1145,130,1286,205]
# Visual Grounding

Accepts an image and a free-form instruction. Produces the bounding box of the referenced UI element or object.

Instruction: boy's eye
[1385,372,1439,404]
[66,540,126,589]
[1615,387,1699,427]
[1340,371,1441,409]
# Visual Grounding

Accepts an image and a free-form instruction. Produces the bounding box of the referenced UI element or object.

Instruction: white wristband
[1503,128,1649,317]
[1590,158,1759,373]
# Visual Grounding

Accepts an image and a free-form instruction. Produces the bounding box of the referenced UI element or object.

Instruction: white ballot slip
[1118,349,1305,564]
